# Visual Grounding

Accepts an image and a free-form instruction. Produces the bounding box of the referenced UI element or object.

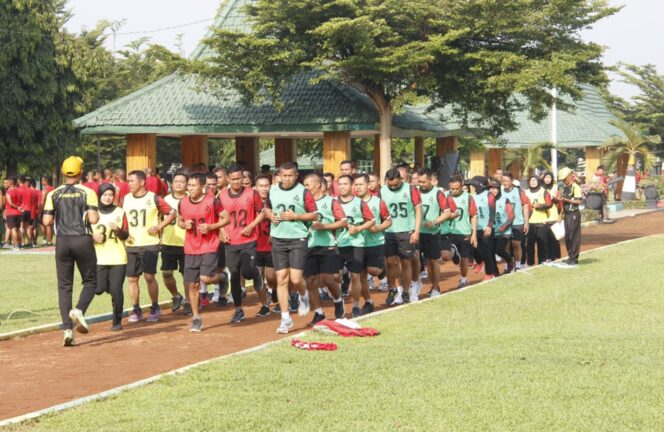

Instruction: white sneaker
[415,279,423,296]
[408,286,419,303]
[379,278,388,292]
[298,291,310,317]
[276,316,294,334]
[393,291,404,305]
[367,275,376,291]
[69,308,89,334]
[430,289,441,298]
[63,329,75,347]
[419,270,428,280]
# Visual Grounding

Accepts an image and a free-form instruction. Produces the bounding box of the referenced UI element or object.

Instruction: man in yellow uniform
[43,156,99,347]
[123,170,177,323]
[161,173,187,313]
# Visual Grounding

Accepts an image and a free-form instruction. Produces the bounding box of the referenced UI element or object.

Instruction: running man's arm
[151,196,175,233]
[312,199,347,231]
[433,191,453,225]
[499,201,515,232]
[114,213,130,240]
[279,190,319,222]
[411,186,422,244]
[468,195,478,247]
[520,189,531,233]
[349,200,376,235]
[370,200,392,233]
[241,191,267,236]
[85,187,100,225]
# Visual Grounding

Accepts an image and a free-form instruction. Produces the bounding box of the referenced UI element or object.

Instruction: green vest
[336,196,365,247]
[494,194,512,237]
[419,187,441,234]
[308,195,337,247]
[474,191,490,230]
[450,191,472,236]
[439,189,452,235]
[363,196,385,247]
[501,186,524,226]
[381,183,415,233]
[269,183,309,239]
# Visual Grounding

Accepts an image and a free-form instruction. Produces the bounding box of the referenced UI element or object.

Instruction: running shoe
[352,306,361,318]
[190,317,203,333]
[451,244,461,265]
[216,296,228,307]
[408,286,419,303]
[183,302,193,316]
[378,278,388,292]
[289,293,299,313]
[69,308,89,334]
[110,324,123,331]
[272,303,282,314]
[146,306,161,322]
[276,316,294,334]
[458,279,468,289]
[128,309,142,323]
[429,288,441,298]
[360,302,374,315]
[334,300,345,319]
[199,295,210,309]
[309,312,325,326]
[256,305,271,317]
[472,262,484,274]
[415,279,423,296]
[63,329,75,347]
[230,308,245,323]
[241,287,247,298]
[319,288,331,302]
[419,270,428,280]
[367,276,376,291]
[298,291,310,317]
[172,294,184,312]
[386,289,403,306]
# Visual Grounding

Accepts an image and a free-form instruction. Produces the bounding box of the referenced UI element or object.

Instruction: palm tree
[504,142,554,178]
[601,119,661,201]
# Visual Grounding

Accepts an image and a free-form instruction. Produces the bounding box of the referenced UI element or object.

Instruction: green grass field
[0,252,183,334]
[7,235,664,431]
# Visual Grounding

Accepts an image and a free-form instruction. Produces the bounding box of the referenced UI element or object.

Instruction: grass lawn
[0,252,184,334]
[7,235,664,431]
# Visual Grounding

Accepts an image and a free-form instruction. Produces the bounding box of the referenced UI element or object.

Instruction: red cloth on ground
[291,339,337,351]
[314,320,380,337]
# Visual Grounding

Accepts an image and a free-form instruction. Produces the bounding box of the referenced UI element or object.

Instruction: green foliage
[504,142,564,175]
[601,119,661,171]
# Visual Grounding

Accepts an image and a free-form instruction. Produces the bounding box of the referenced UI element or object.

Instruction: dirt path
[1,211,662,420]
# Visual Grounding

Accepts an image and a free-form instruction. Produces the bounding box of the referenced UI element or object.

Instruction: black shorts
[216,242,226,269]
[184,253,218,284]
[419,233,441,260]
[304,246,340,277]
[126,249,159,277]
[32,215,39,229]
[384,232,415,259]
[512,225,525,242]
[272,238,307,271]
[363,245,385,270]
[225,241,257,272]
[21,211,32,224]
[339,246,364,274]
[161,245,184,273]
[5,215,21,229]
[256,250,273,268]
[440,234,453,253]
[449,234,472,258]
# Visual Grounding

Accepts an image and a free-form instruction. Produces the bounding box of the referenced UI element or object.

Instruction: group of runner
[40,155,582,346]
[1,176,55,249]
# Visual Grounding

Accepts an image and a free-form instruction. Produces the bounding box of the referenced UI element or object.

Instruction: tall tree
[195,0,618,176]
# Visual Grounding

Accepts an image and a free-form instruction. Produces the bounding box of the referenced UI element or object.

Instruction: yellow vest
[92,207,127,265]
[525,188,549,224]
[546,184,559,222]
[162,193,185,247]
[123,191,161,247]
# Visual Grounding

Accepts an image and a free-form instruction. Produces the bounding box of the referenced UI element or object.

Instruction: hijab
[98,183,116,213]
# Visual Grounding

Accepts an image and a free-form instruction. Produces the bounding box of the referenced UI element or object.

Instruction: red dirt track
[1,211,662,421]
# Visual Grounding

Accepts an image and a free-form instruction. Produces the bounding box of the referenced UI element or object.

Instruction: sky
[63,0,664,100]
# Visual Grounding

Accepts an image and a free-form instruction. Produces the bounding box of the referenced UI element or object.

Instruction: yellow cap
[61,156,84,177]
[558,167,573,181]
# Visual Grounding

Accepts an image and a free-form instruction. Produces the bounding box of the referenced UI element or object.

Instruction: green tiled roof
[494,85,621,149]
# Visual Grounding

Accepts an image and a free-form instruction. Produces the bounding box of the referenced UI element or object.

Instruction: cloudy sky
[64,0,663,100]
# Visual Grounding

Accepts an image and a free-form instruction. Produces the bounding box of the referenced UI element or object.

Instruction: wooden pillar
[469,150,486,178]
[126,134,156,173]
[414,137,425,167]
[235,137,259,174]
[585,146,600,181]
[488,148,503,177]
[323,131,351,177]
[373,135,381,174]
[508,161,522,180]
[436,136,458,157]
[180,135,208,169]
[274,138,297,168]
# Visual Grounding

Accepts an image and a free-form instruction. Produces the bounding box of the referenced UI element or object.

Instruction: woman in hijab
[541,171,562,261]
[470,176,497,280]
[524,175,553,266]
[488,179,515,275]
[91,183,130,330]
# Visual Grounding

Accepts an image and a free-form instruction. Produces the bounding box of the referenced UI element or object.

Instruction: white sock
[460,276,467,283]
[333,296,343,303]
[366,299,373,304]
[315,307,324,315]
[199,282,207,293]
[281,312,290,320]
[397,286,403,295]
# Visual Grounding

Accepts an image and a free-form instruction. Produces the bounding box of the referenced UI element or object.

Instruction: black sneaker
[110,324,123,331]
[402,293,411,304]
[451,244,461,265]
[189,317,202,332]
[230,309,245,323]
[352,306,361,318]
[172,294,184,312]
[256,305,270,317]
[289,294,299,313]
[216,296,228,307]
[334,300,345,319]
[386,288,398,306]
[183,302,193,316]
[360,302,374,315]
[308,312,325,326]
[272,303,282,314]
[319,290,331,302]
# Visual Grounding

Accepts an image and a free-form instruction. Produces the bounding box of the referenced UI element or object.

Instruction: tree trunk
[6,160,18,177]
[378,104,393,179]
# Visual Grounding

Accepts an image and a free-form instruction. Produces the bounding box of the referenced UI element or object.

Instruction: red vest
[179,194,222,255]
[218,187,261,246]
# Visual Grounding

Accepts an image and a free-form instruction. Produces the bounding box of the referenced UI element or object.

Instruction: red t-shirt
[30,188,41,218]
[83,181,99,196]
[218,187,264,246]
[257,217,272,252]
[5,188,22,216]
[20,186,35,213]
[114,181,130,206]
[145,175,164,196]
[369,189,380,197]
[178,194,224,255]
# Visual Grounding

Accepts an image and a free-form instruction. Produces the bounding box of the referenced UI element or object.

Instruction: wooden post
[373,134,381,174]
[585,146,600,181]
[235,137,260,174]
[274,138,297,168]
[436,136,458,157]
[615,153,628,200]
[181,135,208,169]
[126,134,156,173]
[488,148,503,177]
[323,131,351,177]
[414,137,425,167]
[508,161,522,180]
[469,150,486,178]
